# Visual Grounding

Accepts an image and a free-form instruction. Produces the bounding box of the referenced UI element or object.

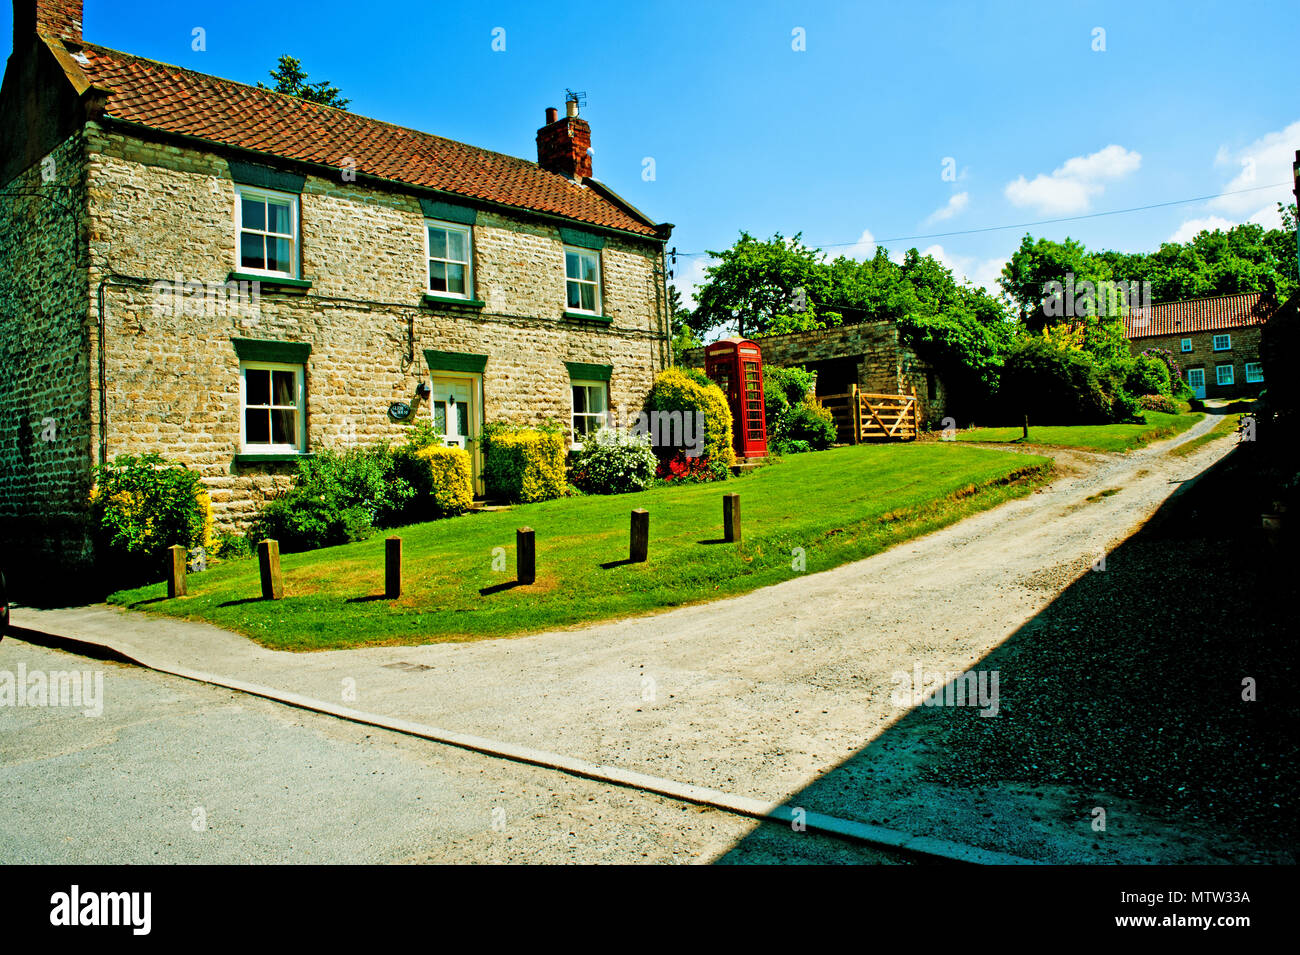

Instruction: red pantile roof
[1123,292,1274,339]
[52,38,664,239]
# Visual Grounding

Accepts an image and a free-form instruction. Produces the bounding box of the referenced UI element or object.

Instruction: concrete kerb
[7,623,1036,866]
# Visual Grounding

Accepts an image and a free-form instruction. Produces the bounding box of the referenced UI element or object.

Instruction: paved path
[11,410,1242,862]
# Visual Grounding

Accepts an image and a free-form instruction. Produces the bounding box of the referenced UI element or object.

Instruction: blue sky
[7,0,1297,301]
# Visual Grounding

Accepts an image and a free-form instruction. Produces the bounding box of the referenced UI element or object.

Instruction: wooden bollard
[516,527,535,585]
[630,509,649,563]
[723,493,741,544]
[166,544,187,598]
[1023,414,1029,441]
[385,536,402,599]
[258,539,284,600]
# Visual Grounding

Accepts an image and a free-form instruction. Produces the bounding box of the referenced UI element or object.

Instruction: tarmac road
[0,640,901,864]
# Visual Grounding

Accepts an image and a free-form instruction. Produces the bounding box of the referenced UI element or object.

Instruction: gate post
[850,384,860,444]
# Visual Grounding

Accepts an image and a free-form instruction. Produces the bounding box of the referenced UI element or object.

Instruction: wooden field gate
[820,386,918,443]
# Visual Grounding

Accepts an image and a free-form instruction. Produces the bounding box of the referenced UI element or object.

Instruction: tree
[689,232,831,339]
[258,55,351,109]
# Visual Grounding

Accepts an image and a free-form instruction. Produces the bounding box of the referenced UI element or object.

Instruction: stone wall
[681,321,948,426]
[1129,327,1265,398]
[0,128,95,581]
[77,123,668,532]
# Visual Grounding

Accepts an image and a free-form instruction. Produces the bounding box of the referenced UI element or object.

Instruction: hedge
[483,425,567,503]
[415,445,474,515]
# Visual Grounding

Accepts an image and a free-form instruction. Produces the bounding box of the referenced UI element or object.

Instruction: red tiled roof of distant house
[62,40,661,238]
[1123,291,1273,339]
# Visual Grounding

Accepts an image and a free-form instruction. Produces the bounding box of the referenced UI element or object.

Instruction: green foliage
[1125,352,1173,398]
[643,367,735,468]
[482,424,568,503]
[211,530,251,561]
[569,429,659,495]
[89,453,211,582]
[258,54,350,108]
[247,447,408,552]
[998,336,1130,425]
[689,231,833,338]
[1003,207,1299,319]
[773,399,837,453]
[763,365,817,422]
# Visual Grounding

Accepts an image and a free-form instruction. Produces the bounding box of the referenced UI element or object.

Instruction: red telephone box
[705,337,767,459]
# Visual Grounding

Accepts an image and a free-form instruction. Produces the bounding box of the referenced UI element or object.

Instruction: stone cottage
[0,0,673,581]
[1122,292,1273,399]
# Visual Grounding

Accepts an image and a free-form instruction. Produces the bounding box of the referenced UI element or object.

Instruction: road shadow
[715,444,1298,864]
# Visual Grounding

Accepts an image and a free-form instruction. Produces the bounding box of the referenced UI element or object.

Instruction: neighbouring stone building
[1,0,673,586]
[1122,292,1273,400]
[681,320,947,426]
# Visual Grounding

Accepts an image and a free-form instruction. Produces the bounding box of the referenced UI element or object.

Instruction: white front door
[1187,368,1206,399]
[431,375,483,494]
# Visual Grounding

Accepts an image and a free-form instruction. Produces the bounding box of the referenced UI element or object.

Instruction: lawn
[954,411,1203,453]
[110,443,1052,649]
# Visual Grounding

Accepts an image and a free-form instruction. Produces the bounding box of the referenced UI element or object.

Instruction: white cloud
[838,228,878,260]
[1209,120,1300,214]
[921,244,1008,295]
[1004,144,1142,214]
[1168,203,1284,245]
[925,191,969,224]
[1167,215,1237,244]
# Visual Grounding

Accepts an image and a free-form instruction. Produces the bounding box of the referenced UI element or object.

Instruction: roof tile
[1124,292,1272,339]
[71,41,661,238]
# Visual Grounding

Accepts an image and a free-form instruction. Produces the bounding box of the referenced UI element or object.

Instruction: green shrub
[250,496,373,553]
[643,368,735,469]
[773,399,837,452]
[211,531,251,561]
[482,423,567,503]
[998,336,1122,424]
[247,447,413,552]
[569,429,658,495]
[1137,394,1178,414]
[415,445,474,515]
[89,453,211,584]
[1125,352,1173,398]
[763,365,817,419]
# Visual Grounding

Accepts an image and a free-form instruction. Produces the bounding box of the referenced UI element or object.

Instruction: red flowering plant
[655,451,727,484]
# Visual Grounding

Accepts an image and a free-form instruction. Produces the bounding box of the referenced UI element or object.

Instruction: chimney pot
[545,107,558,124]
[566,99,579,119]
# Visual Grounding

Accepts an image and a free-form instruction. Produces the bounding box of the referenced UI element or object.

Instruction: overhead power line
[670,181,1293,258]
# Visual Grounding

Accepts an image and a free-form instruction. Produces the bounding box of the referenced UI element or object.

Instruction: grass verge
[1169,411,1245,457]
[955,411,1203,453]
[109,443,1052,649]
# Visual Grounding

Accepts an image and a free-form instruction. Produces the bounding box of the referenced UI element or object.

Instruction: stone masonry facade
[1,122,669,573]
[1128,327,1265,400]
[682,321,947,427]
[0,128,94,574]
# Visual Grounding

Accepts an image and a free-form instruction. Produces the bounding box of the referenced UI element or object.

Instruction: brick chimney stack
[536,103,592,181]
[14,0,83,42]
